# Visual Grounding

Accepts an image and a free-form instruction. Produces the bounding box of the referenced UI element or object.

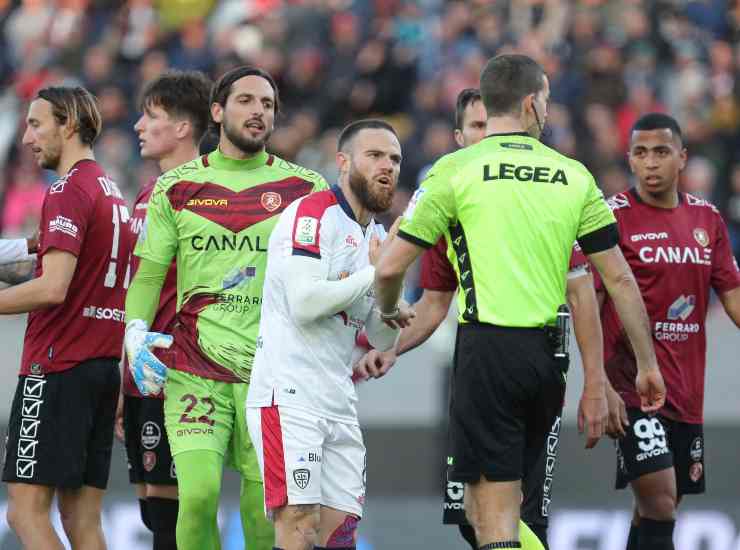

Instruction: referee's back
[400,131,615,328]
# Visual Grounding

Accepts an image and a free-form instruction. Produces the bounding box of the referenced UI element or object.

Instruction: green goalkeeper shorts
[164,369,261,482]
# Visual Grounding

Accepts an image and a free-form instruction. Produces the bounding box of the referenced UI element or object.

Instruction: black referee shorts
[448,323,565,484]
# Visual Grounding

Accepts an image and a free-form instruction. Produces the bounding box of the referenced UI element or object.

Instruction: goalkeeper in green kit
[124,66,328,550]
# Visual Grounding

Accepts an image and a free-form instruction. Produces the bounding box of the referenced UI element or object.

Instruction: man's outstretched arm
[588,245,665,412]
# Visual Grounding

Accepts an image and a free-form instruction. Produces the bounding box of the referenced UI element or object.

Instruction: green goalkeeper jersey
[135,149,328,383]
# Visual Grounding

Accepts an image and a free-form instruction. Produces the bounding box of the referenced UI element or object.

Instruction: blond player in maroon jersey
[598,113,740,550]
[1,87,130,549]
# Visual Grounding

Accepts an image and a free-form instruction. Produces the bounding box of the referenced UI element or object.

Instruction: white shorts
[246,404,366,518]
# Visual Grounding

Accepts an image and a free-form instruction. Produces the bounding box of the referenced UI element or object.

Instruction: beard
[39,143,62,171]
[222,117,272,155]
[348,165,394,214]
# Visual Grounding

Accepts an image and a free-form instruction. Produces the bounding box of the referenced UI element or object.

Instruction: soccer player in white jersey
[247,119,410,550]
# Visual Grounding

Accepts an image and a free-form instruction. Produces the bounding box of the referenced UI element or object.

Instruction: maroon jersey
[121,180,178,398]
[420,237,457,291]
[421,237,587,291]
[600,188,740,424]
[20,160,131,375]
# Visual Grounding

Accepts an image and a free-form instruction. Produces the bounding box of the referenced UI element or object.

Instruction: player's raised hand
[577,388,608,449]
[605,382,629,438]
[124,319,173,396]
[636,364,667,413]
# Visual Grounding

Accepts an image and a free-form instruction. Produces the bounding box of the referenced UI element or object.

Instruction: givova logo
[633,418,669,462]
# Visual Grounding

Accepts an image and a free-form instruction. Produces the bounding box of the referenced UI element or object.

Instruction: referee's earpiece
[532,103,543,137]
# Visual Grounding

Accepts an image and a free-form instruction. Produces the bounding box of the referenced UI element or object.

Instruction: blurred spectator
[727,164,740,258]
[1,148,45,237]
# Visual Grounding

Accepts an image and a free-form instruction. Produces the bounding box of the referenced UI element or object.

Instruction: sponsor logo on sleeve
[295,216,318,245]
[48,215,79,238]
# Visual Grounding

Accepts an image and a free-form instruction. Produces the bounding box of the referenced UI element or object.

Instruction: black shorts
[2,358,120,489]
[448,324,565,484]
[443,412,563,530]
[616,408,705,496]
[123,395,176,485]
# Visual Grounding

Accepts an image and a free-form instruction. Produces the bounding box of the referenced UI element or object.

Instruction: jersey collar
[483,132,533,139]
[331,184,359,223]
[207,148,269,171]
[629,186,683,207]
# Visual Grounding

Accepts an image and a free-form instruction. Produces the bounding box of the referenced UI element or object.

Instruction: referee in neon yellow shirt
[375,54,667,550]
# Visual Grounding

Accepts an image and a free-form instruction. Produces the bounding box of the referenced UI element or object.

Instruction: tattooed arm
[0,259,37,285]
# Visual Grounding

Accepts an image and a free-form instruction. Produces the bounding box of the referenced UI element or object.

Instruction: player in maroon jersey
[601,113,740,550]
[114,70,212,550]
[0,86,130,549]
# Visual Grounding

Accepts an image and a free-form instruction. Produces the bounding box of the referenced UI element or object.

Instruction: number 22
[180,394,216,426]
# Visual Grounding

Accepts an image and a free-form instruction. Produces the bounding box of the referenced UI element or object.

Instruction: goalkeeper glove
[125,319,173,396]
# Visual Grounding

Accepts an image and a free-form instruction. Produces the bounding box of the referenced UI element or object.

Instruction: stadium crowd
[1,0,740,264]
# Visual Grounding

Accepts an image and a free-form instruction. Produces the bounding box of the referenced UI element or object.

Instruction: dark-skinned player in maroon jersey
[1,87,130,549]
[114,70,212,550]
[599,113,740,550]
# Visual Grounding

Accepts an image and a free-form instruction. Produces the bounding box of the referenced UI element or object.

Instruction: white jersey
[247,185,391,424]
[0,239,30,265]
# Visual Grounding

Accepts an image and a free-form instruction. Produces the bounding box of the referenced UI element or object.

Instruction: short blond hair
[37,86,102,146]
